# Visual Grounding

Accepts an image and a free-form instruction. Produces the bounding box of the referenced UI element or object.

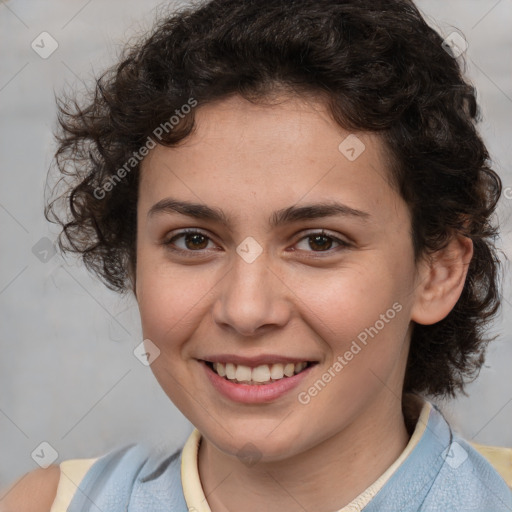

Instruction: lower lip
[201,361,316,404]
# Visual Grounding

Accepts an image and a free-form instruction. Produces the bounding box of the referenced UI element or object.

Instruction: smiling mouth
[202,360,317,385]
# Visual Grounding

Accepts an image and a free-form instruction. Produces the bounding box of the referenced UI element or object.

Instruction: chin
[202,421,311,463]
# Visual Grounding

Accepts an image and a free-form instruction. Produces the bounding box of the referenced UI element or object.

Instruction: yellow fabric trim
[180,399,431,512]
[49,457,99,512]
[470,442,512,490]
[337,398,431,511]
[181,428,211,512]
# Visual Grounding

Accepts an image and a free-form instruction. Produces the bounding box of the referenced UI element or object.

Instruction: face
[135,93,422,462]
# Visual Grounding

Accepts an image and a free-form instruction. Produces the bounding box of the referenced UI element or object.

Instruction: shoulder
[1,443,185,512]
[379,400,512,511]
[0,443,168,512]
[64,443,187,511]
[0,465,60,512]
[424,434,512,511]
[470,441,512,489]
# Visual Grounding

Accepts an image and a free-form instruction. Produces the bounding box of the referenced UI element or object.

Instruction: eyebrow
[147,198,370,227]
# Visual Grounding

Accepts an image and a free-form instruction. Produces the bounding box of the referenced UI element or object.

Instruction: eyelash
[163,228,350,257]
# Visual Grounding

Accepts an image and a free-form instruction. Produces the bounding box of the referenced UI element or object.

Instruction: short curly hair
[46,0,503,399]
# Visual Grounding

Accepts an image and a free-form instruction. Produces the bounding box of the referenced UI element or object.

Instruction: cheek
[295,262,412,402]
[294,264,404,342]
[135,248,215,347]
[296,274,410,402]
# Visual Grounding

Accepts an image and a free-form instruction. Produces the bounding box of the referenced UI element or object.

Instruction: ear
[411,234,473,325]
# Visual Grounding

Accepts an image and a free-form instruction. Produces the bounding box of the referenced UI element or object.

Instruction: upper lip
[199,354,319,367]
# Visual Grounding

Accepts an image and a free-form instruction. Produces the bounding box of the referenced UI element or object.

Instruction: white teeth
[235,365,252,383]
[225,363,236,380]
[252,365,271,382]
[209,361,311,384]
[270,363,284,380]
[216,362,226,377]
[284,363,295,377]
[295,362,307,373]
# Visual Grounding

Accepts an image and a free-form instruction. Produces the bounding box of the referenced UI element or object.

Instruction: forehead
[138,94,404,228]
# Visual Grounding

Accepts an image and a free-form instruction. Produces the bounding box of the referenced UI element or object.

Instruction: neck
[198,392,417,512]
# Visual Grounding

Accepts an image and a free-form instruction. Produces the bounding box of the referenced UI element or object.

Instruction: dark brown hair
[46,0,504,398]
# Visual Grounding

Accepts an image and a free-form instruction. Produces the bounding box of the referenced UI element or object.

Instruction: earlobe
[411,234,473,325]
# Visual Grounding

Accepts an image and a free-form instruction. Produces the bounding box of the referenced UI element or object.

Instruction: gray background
[1,0,511,489]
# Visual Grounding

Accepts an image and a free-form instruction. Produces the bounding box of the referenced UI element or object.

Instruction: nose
[212,249,292,337]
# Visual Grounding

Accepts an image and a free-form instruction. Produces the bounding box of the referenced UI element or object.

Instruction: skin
[0,92,472,512]
[133,93,473,512]
[0,466,60,512]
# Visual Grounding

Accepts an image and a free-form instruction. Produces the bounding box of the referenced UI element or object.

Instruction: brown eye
[182,232,209,250]
[294,230,349,254]
[308,234,334,251]
[164,230,215,252]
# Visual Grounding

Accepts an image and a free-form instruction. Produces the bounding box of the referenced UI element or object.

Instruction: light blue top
[67,402,512,511]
